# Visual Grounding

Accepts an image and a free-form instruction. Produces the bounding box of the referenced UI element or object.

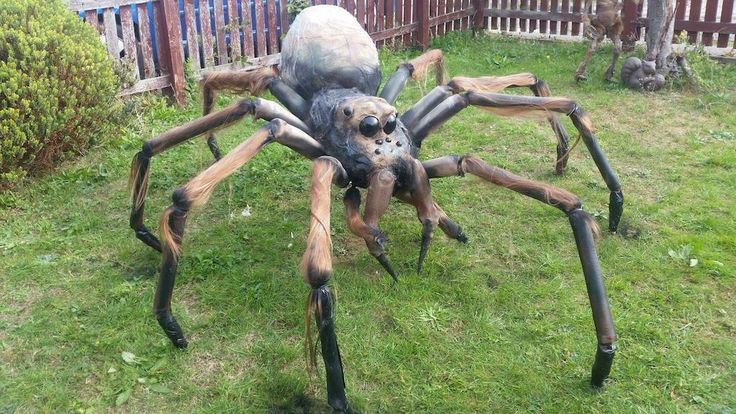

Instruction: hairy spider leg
[300,157,351,413]
[129,98,309,252]
[409,91,624,232]
[380,49,446,104]
[402,73,572,174]
[423,155,617,387]
[343,187,398,282]
[156,120,325,348]
[201,66,310,158]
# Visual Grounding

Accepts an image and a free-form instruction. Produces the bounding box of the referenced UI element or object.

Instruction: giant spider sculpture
[129,6,623,412]
[575,0,625,82]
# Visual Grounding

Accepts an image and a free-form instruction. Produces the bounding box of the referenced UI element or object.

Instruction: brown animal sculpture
[575,0,624,82]
[128,6,622,412]
[620,56,666,90]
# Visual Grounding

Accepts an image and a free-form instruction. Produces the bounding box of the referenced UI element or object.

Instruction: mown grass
[1,32,735,413]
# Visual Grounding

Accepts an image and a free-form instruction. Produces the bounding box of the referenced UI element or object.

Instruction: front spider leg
[410,92,624,232]
[343,187,398,282]
[129,98,310,252]
[155,120,325,348]
[300,156,352,413]
[423,155,617,386]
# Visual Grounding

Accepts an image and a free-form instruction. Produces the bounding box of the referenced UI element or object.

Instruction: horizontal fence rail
[70,0,734,102]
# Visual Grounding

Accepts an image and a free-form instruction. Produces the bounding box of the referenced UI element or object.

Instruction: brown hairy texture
[448,73,536,94]
[159,207,182,257]
[461,155,582,213]
[576,111,596,133]
[182,129,270,209]
[408,49,446,85]
[200,65,277,98]
[299,159,336,286]
[128,152,151,211]
[474,98,574,121]
[363,169,396,227]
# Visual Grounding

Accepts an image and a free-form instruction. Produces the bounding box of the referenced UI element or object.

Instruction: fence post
[473,0,486,32]
[156,0,187,105]
[621,0,641,51]
[417,1,430,49]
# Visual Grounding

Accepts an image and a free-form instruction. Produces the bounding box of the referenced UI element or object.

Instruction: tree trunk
[645,0,676,70]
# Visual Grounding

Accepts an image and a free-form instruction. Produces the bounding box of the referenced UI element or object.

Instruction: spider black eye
[359,116,381,137]
[383,115,397,134]
[343,107,353,117]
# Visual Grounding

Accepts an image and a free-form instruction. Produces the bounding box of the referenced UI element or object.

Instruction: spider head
[337,96,398,141]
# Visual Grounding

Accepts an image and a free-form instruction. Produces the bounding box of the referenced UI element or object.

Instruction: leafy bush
[0,0,120,186]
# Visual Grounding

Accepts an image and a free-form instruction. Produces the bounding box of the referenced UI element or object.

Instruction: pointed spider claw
[376,254,398,283]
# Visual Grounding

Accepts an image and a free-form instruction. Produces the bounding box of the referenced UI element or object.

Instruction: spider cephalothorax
[128,5,622,412]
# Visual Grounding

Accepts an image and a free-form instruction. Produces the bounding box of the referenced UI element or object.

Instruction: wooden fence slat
[403,0,412,45]
[395,0,403,43]
[254,0,267,56]
[438,0,446,36]
[378,0,385,32]
[155,0,186,105]
[701,0,719,46]
[517,0,527,32]
[674,0,687,37]
[228,0,242,59]
[103,8,118,58]
[718,0,734,47]
[358,0,366,30]
[529,0,538,32]
[387,0,395,34]
[242,0,255,57]
[280,0,288,34]
[571,0,580,35]
[688,0,703,43]
[213,0,228,64]
[367,0,376,32]
[491,0,498,29]
[510,0,518,31]
[549,0,559,33]
[136,4,156,77]
[184,0,202,69]
[266,0,279,54]
[120,5,139,79]
[500,0,508,30]
[539,0,547,33]
[417,0,430,47]
[199,0,215,67]
[71,0,150,11]
[560,0,570,34]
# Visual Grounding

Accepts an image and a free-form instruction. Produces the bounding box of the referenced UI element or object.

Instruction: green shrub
[0,0,120,186]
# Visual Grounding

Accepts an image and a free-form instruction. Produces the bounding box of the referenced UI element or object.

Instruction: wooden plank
[674,0,687,37]
[560,0,569,34]
[266,0,279,53]
[120,5,139,79]
[634,17,736,33]
[529,0,538,33]
[430,6,476,25]
[395,0,403,43]
[387,0,395,35]
[84,9,98,31]
[346,0,356,16]
[701,0,720,46]
[539,0,548,33]
[717,0,734,47]
[484,8,582,22]
[688,0,703,44]
[370,22,419,40]
[137,4,156,77]
[241,0,255,57]
[155,0,186,105]
[491,0,498,30]
[417,0,430,47]
[403,0,412,45]
[118,75,171,96]
[377,0,385,32]
[184,0,201,69]
[549,0,558,33]
[70,0,149,11]
[254,0,267,56]
[367,0,375,32]
[518,0,528,32]
[358,0,366,30]
[103,7,118,58]
[571,0,581,35]
[280,0,290,35]
[213,0,228,63]
[510,0,518,31]
[461,0,469,30]
[199,0,215,67]
[227,0,241,59]
[499,0,508,31]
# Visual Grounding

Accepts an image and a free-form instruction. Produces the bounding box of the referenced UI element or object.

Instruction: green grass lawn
[1,32,735,413]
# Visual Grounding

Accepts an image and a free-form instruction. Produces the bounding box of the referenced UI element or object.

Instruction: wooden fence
[70,0,734,104]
